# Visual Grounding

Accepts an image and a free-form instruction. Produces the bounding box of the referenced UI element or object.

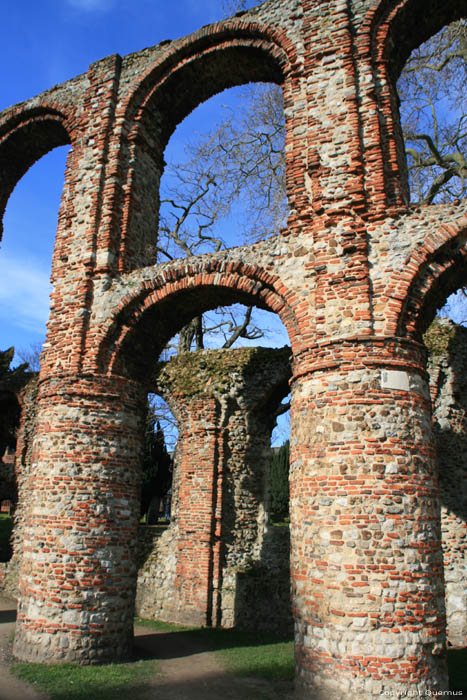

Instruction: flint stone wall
[0,377,38,597]
[136,346,291,629]
[425,320,467,649]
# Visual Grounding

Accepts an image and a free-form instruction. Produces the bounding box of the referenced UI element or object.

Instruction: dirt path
[134,623,293,700]
[0,595,47,700]
[0,596,293,700]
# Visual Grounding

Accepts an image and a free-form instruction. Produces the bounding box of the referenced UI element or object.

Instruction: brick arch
[95,262,300,384]
[368,0,465,83]
[357,0,466,209]
[111,21,294,271]
[389,223,467,339]
[123,20,293,149]
[0,107,72,238]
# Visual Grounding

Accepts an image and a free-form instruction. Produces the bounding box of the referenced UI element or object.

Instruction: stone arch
[358,0,466,208]
[369,0,465,83]
[0,107,72,238]
[395,224,467,339]
[95,261,300,383]
[125,21,292,149]
[112,22,294,271]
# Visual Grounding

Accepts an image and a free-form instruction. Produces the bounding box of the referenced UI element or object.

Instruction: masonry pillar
[166,393,222,627]
[13,374,146,664]
[289,339,448,699]
[146,347,291,628]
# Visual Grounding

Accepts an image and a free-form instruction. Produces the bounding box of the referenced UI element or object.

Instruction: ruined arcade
[1,0,466,698]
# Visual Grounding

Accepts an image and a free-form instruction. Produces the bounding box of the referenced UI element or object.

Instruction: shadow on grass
[133,624,292,657]
[11,624,294,700]
[133,620,295,684]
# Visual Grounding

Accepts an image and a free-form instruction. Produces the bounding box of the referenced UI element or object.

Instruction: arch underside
[115,29,290,272]
[399,233,467,339]
[104,283,290,384]
[137,42,286,151]
[0,113,70,233]
[375,0,466,81]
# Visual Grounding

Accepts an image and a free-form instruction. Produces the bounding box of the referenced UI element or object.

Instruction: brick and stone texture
[1,376,39,597]
[135,326,467,647]
[425,320,467,650]
[13,376,147,663]
[136,347,291,628]
[1,0,466,696]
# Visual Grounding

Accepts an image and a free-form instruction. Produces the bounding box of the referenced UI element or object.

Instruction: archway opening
[396,18,467,333]
[119,27,290,270]
[157,82,286,262]
[139,393,176,526]
[0,145,70,358]
[396,19,466,208]
[394,18,467,651]
[125,291,294,633]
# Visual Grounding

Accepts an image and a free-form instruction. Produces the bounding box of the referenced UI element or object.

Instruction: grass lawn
[136,616,294,682]
[11,618,466,699]
[12,621,293,700]
[12,659,160,700]
[198,628,294,681]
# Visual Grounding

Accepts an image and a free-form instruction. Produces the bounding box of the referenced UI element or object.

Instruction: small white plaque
[381,369,410,391]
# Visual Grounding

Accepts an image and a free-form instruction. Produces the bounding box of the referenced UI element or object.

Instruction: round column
[289,338,448,699]
[13,374,146,664]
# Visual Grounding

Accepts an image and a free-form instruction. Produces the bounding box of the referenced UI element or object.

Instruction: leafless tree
[16,341,42,372]
[158,82,286,353]
[397,19,467,205]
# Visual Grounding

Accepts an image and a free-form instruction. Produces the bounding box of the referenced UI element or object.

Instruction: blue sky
[0,0,270,357]
[1,0,464,360]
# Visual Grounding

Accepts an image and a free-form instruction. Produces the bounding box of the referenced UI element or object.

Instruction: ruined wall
[0,377,38,595]
[136,346,291,629]
[425,320,467,649]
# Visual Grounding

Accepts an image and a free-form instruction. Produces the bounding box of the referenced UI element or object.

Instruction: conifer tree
[269,439,290,523]
[0,348,29,457]
[140,410,172,523]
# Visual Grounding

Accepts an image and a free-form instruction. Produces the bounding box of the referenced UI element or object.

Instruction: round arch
[123,20,293,150]
[394,224,467,339]
[110,20,295,271]
[357,0,466,208]
[0,107,72,237]
[95,261,301,384]
[369,0,465,84]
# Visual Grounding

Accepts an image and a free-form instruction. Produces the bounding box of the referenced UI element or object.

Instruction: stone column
[169,394,222,627]
[13,374,146,664]
[289,339,448,700]
[144,346,291,628]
